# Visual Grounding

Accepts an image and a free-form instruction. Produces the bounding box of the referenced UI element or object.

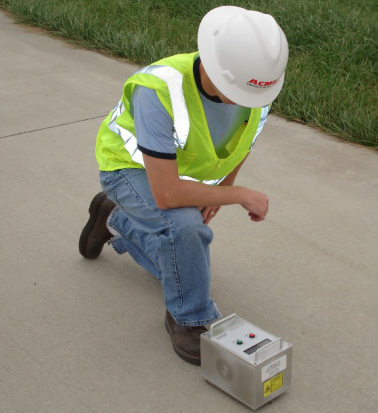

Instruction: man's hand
[197,206,221,225]
[198,190,269,224]
[240,190,269,222]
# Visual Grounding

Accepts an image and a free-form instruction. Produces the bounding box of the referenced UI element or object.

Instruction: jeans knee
[173,211,213,246]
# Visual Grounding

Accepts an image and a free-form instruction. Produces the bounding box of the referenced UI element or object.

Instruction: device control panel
[211,320,277,360]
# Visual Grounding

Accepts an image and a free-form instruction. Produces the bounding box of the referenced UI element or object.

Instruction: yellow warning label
[264,373,283,397]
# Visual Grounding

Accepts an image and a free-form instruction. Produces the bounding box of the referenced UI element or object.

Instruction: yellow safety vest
[96,52,270,185]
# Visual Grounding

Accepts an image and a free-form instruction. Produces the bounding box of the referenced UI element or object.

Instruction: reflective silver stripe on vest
[179,175,226,186]
[108,99,145,166]
[250,104,271,150]
[134,65,190,149]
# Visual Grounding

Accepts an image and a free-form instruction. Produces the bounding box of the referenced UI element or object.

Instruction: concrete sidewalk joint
[0,115,107,139]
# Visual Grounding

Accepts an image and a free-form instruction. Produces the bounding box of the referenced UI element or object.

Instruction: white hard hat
[198,6,289,108]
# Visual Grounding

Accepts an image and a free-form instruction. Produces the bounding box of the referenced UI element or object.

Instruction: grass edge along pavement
[1,0,377,149]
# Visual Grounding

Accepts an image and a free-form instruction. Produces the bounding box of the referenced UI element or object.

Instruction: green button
[237,340,243,345]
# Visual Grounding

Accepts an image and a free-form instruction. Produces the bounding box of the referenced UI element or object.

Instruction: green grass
[1,0,377,147]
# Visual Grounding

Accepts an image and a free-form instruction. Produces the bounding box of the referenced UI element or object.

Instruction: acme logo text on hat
[247,79,278,88]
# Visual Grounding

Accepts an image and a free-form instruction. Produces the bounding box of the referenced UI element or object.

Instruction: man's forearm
[163,180,248,209]
[162,179,268,222]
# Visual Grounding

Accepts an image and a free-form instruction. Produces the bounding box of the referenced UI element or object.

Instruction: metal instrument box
[201,314,292,410]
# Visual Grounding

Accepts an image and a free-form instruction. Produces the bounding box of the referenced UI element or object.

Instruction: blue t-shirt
[131,58,250,159]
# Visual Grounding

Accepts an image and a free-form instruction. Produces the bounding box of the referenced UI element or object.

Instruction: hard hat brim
[198,6,285,108]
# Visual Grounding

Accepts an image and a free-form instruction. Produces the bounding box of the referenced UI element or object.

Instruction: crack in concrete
[0,115,106,139]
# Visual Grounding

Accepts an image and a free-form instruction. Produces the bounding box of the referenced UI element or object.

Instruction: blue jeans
[100,169,221,326]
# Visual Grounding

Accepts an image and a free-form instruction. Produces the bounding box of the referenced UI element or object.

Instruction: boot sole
[79,192,109,258]
[165,316,201,366]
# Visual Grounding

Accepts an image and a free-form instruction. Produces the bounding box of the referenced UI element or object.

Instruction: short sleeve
[131,86,177,159]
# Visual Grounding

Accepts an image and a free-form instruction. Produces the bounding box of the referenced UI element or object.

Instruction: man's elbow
[153,191,179,210]
[155,198,172,210]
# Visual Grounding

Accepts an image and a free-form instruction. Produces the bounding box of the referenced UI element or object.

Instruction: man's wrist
[230,186,248,205]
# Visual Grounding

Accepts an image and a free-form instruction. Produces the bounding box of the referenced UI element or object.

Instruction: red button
[249,333,255,338]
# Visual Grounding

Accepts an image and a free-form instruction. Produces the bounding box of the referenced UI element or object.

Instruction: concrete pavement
[1,11,377,413]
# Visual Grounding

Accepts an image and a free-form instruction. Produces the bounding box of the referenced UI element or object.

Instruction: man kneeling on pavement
[79,6,289,365]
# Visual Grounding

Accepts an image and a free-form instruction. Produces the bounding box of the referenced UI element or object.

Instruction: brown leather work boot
[165,310,207,365]
[79,192,115,259]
